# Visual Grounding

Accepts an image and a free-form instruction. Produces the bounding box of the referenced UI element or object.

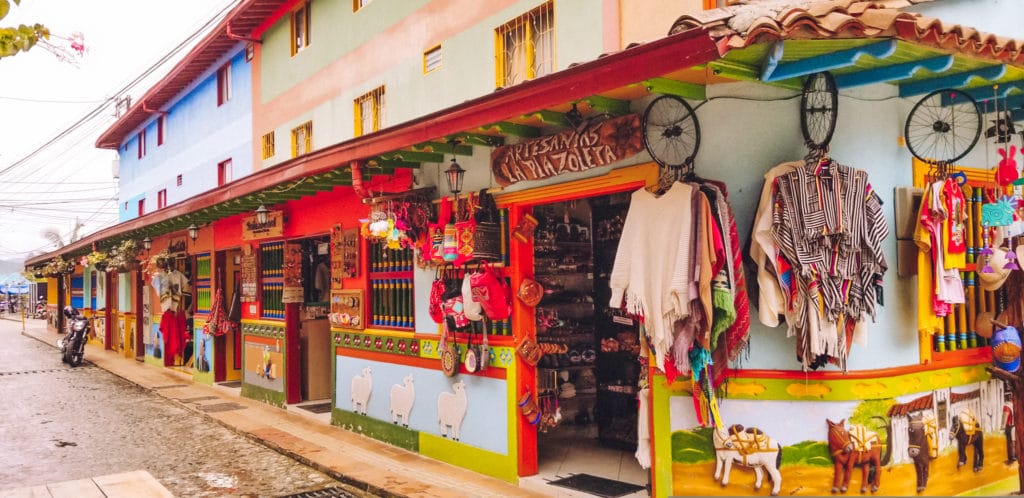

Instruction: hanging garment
[610,182,696,371]
[750,162,800,328]
[702,180,751,370]
[768,158,888,369]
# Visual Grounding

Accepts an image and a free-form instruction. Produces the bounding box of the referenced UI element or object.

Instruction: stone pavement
[1,470,173,498]
[14,319,543,498]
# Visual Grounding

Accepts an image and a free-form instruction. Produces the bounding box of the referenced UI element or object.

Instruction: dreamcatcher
[360,196,432,250]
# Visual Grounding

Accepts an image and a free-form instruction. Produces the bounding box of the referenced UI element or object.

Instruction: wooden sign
[167,237,187,257]
[240,252,258,302]
[491,113,643,187]
[330,289,364,329]
[282,243,303,303]
[340,228,360,279]
[242,211,284,240]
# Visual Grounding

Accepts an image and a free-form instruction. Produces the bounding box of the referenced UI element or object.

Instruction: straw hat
[979,247,1012,291]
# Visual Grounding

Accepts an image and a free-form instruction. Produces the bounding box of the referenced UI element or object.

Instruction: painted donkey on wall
[713,424,783,496]
[907,412,938,493]
[826,418,891,494]
[950,408,984,472]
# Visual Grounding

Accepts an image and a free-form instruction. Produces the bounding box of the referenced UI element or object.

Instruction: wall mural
[438,379,468,441]
[351,366,372,415]
[390,374,415,427]
[195,330,212,373]
[335,358,508,454]
[244,338,283,392]
[670,379,1013,496]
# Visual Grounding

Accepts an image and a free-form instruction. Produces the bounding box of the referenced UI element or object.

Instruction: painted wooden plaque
[330,289,364,329]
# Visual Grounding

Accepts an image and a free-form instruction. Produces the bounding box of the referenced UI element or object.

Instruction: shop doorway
[532,193,647,489]
[293,235,332,412]
[214,249,243,383]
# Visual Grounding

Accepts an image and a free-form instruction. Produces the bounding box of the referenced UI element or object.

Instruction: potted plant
[86,250,110,272]
[109,239,141,271]
[42,257,75,277]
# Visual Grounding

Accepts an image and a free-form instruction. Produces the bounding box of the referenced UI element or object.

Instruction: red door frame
[214,251,227,382]
[104,271,115,349]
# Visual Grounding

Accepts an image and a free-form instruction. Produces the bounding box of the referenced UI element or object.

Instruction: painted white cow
[390,374,415,427]
[438,380,467,441]
[350,366,372,415]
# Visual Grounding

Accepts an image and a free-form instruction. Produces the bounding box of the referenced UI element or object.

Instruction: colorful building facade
[26,0,1024,496]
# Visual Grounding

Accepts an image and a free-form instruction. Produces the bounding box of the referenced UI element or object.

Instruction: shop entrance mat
[546,473,645,497]
[297,402,333,414]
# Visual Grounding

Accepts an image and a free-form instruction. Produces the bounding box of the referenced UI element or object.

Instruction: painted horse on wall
[713,424,783,496]
[950,408,984,472]
[826,418,891,494]
[907,412,938,493]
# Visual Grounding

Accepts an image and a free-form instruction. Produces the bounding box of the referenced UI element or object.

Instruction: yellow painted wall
[618,0,703,46]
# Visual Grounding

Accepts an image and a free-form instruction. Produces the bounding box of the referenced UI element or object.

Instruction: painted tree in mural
[0,0,84,61]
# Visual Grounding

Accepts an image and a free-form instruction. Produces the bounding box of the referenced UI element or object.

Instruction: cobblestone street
[0,320,357,497]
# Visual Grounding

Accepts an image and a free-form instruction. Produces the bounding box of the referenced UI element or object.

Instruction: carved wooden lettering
[490,113,643,186]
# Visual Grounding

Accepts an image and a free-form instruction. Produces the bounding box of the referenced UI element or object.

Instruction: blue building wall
[118,47,253,222]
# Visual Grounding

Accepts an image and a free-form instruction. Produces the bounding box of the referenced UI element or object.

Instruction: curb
[19,326,398,498]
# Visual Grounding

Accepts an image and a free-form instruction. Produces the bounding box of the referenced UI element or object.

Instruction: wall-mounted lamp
[444,157,465,196]
[565,102,584,129]
[255,204,270,225]
[142,237,152,251]
[187,223,199,241]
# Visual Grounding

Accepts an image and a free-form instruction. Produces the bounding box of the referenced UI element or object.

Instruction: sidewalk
[16,320,544,498]
[1,470,173,498]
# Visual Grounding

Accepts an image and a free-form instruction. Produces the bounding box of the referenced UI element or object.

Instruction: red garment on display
[159,309,188,366]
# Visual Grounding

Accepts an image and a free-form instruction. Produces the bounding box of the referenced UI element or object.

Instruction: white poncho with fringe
[608,182,695,371]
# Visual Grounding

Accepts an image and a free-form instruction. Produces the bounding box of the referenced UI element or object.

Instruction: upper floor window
[353,0,372,11]
[354,86,385,137]
[704,0,742,8]
[496,1,554,87]
[218,159,233,186]
[177,174,183,186]
[157,115,166,146]
[137,129,146,159]
[217,63,232,106]
[423,45,442,74]
[157,189,167,209]
[137,199,145,217]
[262,132,276,160]
[291,1,311,56]
[291,121,313,157]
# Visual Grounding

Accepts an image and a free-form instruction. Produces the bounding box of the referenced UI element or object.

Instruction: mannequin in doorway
[152,259,191,366]
[313,258,330,302]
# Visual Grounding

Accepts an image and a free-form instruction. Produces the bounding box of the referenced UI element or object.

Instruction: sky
[0,0,239,261]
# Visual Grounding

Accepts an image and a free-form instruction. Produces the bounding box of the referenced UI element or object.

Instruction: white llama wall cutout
[350,366,372,415]
[390,374,415,427]
[437,379,468,441]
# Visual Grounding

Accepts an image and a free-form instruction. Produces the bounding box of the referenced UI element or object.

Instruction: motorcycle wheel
[69,353,83,367]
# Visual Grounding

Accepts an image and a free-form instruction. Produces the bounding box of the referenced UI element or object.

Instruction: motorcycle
[57,306,89,367]
[34,299,47,320]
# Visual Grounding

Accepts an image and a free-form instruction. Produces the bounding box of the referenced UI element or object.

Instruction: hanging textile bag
[473,190,503,261]
[454,193,477,265]
[441,269,470,332]
[428,265,449,324]
[439,322,458,377]
[461,270,484,321]
[424,197,452,263]
[470,261,511,321]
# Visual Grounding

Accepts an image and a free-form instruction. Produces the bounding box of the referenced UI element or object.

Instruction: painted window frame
[217,63,232,106]
[262,132,276,160]
[177,174,183,187]
[157,115,166,146]
[291,121,313,158]
[353,0,373,12]
[290,0,311,56]
[137,129,146,159]
[354,86,385,137]
[137,199,145,217]
[423,44,442,74]
[495,1,554,88]
[218,158,233,186]
[157,189,167,209]
[912,158,995,369]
